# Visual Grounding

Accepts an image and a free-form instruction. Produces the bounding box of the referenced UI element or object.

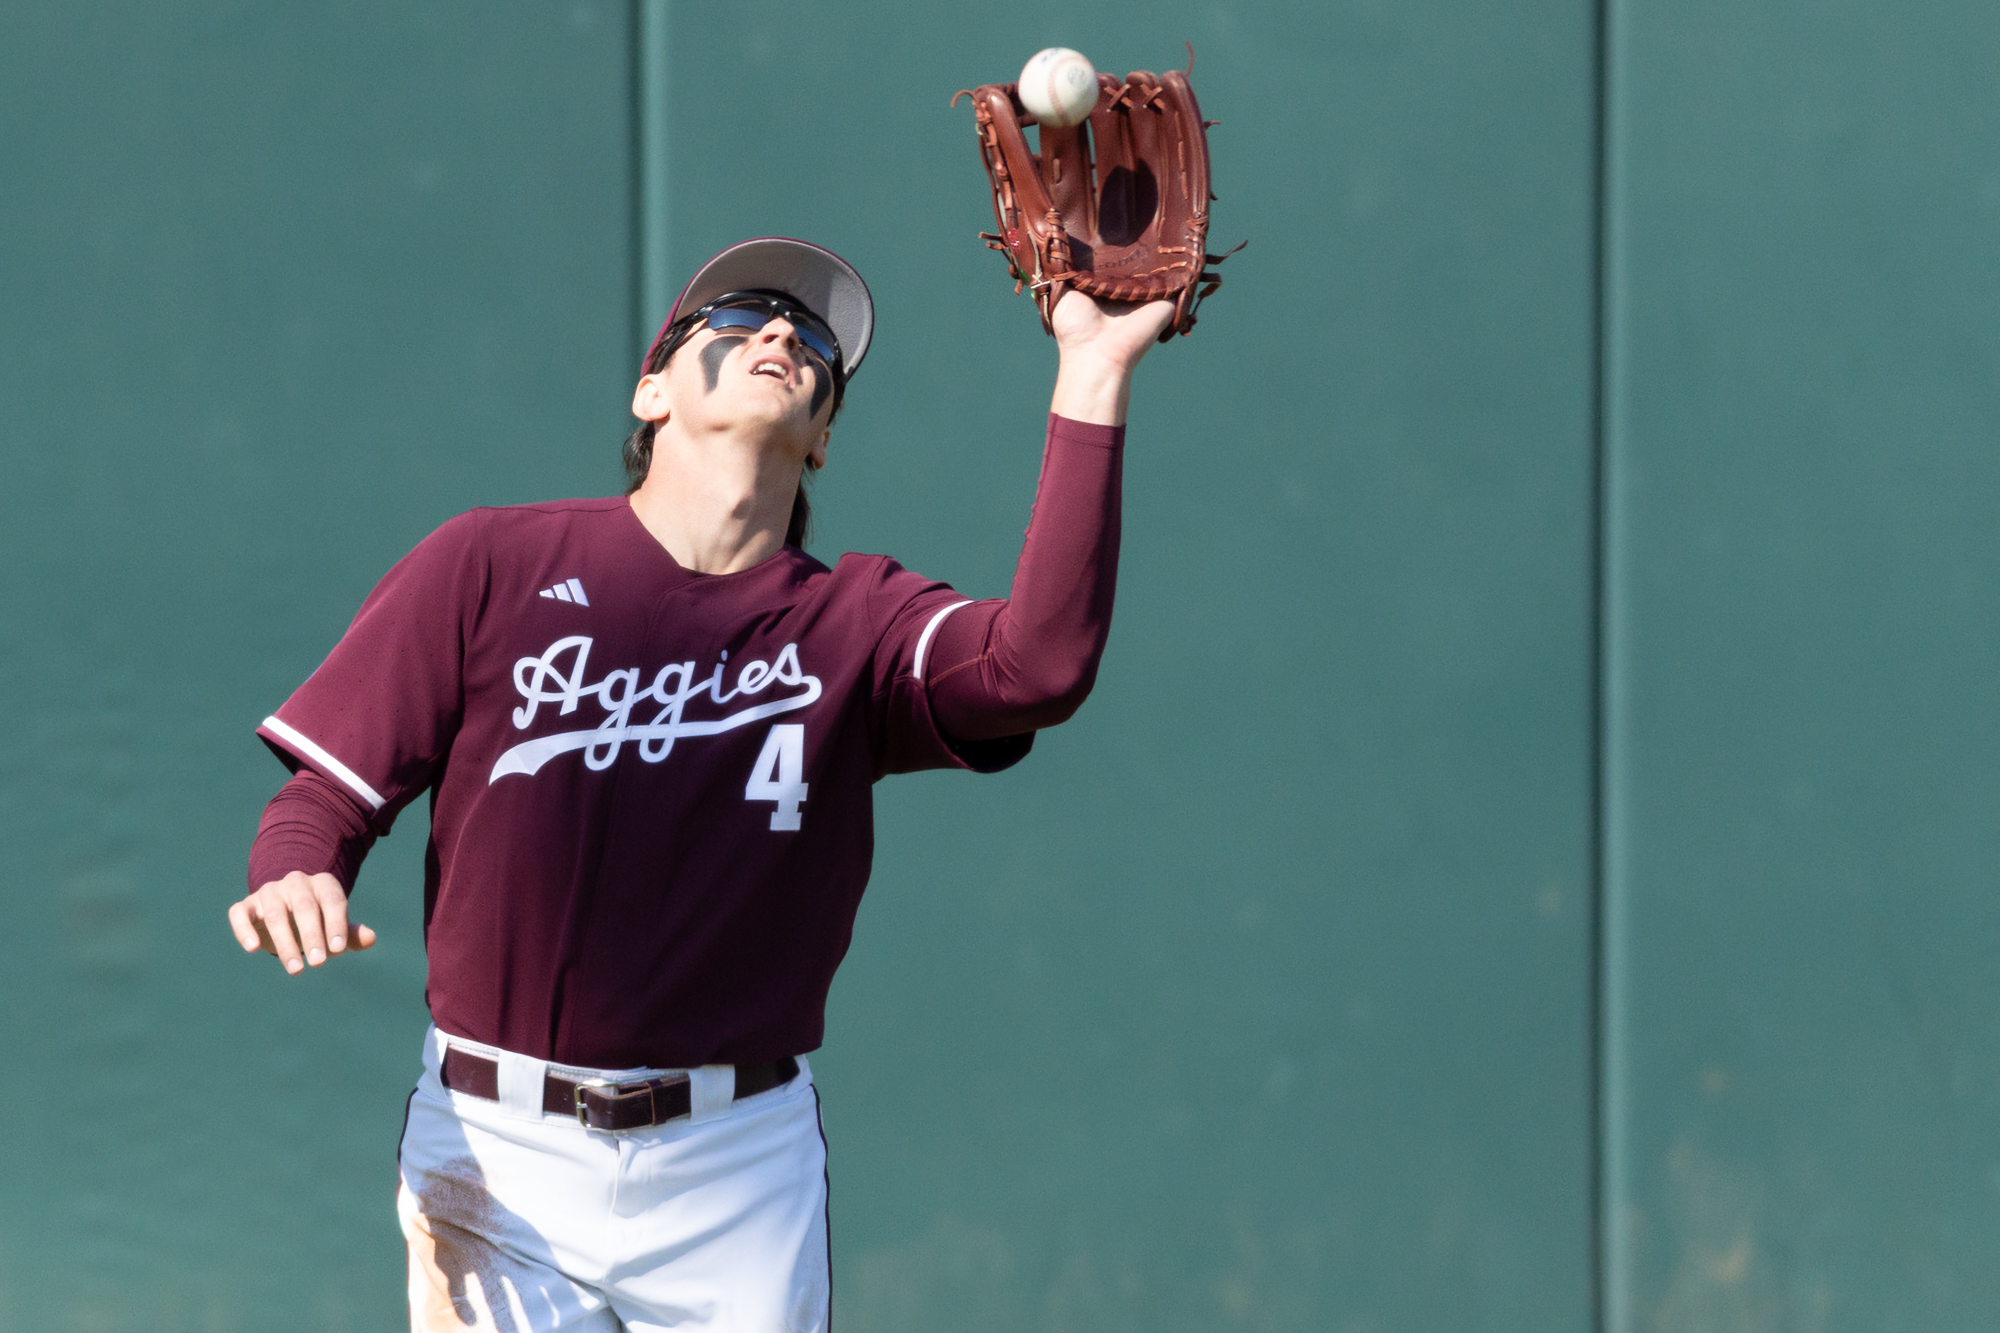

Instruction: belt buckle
[572,1079,615,1130]
[574,1077,664,1131]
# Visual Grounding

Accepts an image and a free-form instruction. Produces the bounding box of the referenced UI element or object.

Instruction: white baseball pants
[396,1027,830,1332]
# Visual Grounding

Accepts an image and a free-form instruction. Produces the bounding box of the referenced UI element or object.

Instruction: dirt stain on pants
[400,1156,548,1332]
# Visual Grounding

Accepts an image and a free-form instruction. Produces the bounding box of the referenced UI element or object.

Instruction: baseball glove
[954,47,1241,339]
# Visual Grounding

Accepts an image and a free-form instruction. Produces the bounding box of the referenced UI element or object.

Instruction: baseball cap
[646,238,874,379]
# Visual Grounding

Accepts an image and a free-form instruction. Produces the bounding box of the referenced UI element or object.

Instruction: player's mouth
[748,356,792,384]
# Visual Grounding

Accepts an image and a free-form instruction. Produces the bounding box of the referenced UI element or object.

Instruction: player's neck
[629,419,802,575]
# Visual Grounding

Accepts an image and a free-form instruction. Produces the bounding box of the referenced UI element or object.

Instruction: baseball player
[230,237,1174,1331]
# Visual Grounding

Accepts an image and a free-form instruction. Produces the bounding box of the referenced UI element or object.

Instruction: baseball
[1018,47,1098,129]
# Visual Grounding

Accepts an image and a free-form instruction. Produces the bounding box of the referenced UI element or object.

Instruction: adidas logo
[539,578,590,606]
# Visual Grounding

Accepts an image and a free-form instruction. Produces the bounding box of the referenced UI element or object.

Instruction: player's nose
[751,317,803,353]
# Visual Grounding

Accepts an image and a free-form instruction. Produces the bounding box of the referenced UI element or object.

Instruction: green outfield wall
[0,2,1991,1330]
[1603,0,2000,1326]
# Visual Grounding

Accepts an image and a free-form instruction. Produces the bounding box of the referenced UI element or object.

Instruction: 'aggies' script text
[490,636,822,783]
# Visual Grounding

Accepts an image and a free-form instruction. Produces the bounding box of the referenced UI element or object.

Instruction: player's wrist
[1049,353,1132,426]
[1048,366,1128,422]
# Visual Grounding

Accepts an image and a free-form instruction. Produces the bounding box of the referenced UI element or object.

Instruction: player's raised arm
[912,291,1174,747]
[938,46,1231,741]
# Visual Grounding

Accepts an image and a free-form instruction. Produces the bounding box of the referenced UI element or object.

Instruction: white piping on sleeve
[911,600,974,682]
[260,715,388,810]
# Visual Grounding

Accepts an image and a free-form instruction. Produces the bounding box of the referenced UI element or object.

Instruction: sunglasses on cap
[683,292,843,374]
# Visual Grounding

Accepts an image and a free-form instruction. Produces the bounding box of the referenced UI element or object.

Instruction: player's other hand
[1049,289,1176,372]
[227,871,377,975]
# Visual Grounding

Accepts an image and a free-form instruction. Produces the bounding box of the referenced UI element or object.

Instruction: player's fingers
[309,874,352,954]
[349,922,378,951]
[226,899,262,953]
[254,891,307,974]
[280,872,330,967]
[243,887,284,954]
[1105,297,1176,340]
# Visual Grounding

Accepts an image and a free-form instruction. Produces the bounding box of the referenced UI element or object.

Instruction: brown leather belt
[441,1045,799,1132]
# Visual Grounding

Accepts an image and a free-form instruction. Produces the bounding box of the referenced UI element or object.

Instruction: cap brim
[650,237,873,378]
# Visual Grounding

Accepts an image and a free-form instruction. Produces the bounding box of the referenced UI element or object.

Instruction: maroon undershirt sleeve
[925,413,1124,743]
[246,767,378,895]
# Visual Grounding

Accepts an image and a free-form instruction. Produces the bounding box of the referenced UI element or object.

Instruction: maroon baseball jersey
[253,415,1125,1069]
[258,496,1032,1068]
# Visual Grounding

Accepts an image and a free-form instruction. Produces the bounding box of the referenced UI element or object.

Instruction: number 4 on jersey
[746,724,809,830]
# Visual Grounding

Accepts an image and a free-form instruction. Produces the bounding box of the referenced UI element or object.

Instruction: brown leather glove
[956,50,1241,339]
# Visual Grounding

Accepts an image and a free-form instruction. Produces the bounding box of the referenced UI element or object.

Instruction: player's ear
[631,372,672,425]
[808,426,830,470]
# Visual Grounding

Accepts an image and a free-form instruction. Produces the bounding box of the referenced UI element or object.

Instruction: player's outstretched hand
[1047,290,1177,427]
[227,871,377,975]
[1049,290,1176,372]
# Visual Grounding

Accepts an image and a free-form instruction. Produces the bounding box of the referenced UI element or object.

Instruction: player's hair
[623,310,845,549]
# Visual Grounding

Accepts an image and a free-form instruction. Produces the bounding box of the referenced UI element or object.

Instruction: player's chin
[725,381,794,417]
[741,374,810,407]
[735,394,824,445]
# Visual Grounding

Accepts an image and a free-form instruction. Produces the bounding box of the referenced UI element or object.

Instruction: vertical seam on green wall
[1590,0,1614,1329]
[629,0,643,360]
[635,0,671,357]
[1593,0,1630,1330]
